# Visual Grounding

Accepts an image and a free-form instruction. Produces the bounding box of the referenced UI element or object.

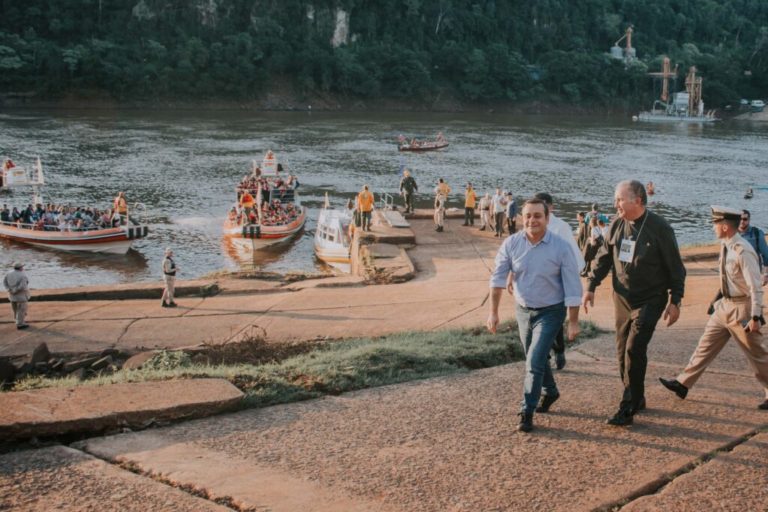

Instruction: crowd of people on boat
[0,203,126,231]
[231,163,302,227]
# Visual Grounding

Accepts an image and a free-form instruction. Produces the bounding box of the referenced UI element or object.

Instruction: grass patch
[12,321,602,410]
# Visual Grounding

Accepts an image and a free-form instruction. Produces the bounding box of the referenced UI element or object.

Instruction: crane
[647,56,678,103]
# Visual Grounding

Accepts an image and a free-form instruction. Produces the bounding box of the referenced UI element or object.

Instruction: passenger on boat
[2,159,15,170]
[113,192,128,225]
[646,181,656,196]
[0,205,9,223]
[240,190,256,220]
[286,174,300,189]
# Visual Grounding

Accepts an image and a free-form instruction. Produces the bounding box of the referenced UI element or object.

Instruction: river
[1,110,766,289]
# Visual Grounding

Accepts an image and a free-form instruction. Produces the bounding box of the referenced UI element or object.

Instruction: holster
[706,290,723,315]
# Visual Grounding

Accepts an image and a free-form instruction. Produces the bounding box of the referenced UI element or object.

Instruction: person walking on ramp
[487,198,582,433]
[659,206,768,410]
[582,180,686,426]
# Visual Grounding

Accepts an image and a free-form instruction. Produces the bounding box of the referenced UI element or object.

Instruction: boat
[222,150,307,253]
[313,193,352,271]
[636,59,717,123]
[744,188,754,200]
[398,132,449,152]
[0,158,149,254]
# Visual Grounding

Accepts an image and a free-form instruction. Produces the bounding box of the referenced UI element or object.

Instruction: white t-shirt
[491,194,506,213]
[549,214,586,271]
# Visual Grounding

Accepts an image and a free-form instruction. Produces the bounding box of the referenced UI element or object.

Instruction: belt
[164,272,176,276]
[723,295,748,303]
[520,302,564,312]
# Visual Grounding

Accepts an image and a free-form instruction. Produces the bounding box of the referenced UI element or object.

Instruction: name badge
[619,238,636,263]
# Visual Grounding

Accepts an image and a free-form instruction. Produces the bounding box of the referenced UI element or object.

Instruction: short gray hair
[617,180,647,205]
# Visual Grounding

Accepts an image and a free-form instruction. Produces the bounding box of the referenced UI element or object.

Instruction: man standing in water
[488,198,582,433]
[582,180,686,426]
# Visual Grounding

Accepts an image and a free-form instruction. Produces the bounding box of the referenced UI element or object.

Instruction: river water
[1,110,767,289]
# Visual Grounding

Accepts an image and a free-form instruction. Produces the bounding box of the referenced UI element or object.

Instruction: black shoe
[659,378,688,399]
[17,324,29,330]
[606,409,633,426]
[168,302,178,308]
[536,392,560,413]
[758,399,768,410]
[161,303,170,308]
[555,352,566,370]
[517,412,534,432]
[631,397,646,415]
[462,223,468,226]
[479,227,485,231]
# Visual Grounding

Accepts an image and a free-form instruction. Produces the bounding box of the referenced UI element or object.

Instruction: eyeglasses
[741,217,750,221]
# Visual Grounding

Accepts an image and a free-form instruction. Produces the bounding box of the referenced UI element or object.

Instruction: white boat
[314,193,352,272]
[222,150,307,252]
[0,158,149,254]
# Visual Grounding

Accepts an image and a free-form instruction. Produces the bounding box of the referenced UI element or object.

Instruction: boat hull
[636,112,717,123]
[222,210,306,251]
[398,142,449,152]
[0,224,148,254]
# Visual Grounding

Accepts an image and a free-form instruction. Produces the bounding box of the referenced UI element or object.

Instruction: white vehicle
[750,99,765,112]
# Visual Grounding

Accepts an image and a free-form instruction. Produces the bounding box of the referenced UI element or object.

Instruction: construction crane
[647,56,678,103]
[611,26,636,61]
[685,66,703,115]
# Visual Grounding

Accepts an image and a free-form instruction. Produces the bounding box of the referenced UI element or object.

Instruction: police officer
[660,206,768,410]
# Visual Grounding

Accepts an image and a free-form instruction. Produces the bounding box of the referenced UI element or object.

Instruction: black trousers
[494,212,505,236]
[464,207,474,225]
[403,192,414,213]
[613,293,666,411]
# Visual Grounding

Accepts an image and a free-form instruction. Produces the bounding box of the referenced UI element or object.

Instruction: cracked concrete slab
[1,378,243,439]
[621,432,768,512]
[0,445,230,511]
[78,355,768,512]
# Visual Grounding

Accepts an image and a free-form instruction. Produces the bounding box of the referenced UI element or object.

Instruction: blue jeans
[516,302,567,414]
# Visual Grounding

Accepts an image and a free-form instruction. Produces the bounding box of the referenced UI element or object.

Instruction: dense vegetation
[0,0,766,108]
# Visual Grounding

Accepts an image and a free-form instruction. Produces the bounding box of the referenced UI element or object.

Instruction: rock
[122,351,157,370]
[33,362,50,374]
[72,368,87,381]
[50,359,65,372]
[90,356,113,371]
[0,358,15,386]
[64,357,101,373]
[30,343,50,365]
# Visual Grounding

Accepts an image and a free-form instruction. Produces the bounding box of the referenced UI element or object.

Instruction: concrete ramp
[381,209,410,228]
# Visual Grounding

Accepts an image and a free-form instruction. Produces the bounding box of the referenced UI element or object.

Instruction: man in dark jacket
[582,180,686,426]
[399,169,418,214]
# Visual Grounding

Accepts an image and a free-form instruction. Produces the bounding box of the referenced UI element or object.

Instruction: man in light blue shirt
[488,198,582,433]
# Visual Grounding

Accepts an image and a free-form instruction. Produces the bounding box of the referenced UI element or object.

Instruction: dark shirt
[400,176,418,194]
[587,209,685,307]
[0,209,8,222]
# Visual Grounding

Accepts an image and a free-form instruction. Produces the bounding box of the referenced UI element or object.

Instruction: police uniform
[676,206,768,400]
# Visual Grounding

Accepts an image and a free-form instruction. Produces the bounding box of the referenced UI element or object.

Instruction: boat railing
[380,193,395,210]
[0,219,120,232]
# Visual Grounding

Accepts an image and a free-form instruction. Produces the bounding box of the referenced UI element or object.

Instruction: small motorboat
[222,150,306,253]
[398,132,449,152]
[0,158,149,254]
[314,193,352,272]
[744,188,754,199]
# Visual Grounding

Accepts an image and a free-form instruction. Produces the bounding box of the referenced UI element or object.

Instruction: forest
[0,0,766,108]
